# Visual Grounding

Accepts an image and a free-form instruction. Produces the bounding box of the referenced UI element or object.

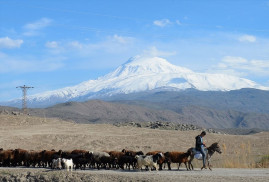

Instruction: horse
[187,142,222,170]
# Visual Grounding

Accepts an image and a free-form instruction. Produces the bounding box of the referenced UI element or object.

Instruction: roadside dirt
[0,168,268,182]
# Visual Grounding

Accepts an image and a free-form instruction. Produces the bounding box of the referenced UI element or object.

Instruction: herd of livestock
[0,148,192,171]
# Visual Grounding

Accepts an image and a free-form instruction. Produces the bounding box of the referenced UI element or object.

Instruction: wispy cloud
[0,53,65,73]
[45,41,59,48]
[238,34,256,42]
[23,18,52,36]
[213,56,269,77]
[0,37,23,49]
[41,34,138,69]
[175,20,182,25]
[48,34,136,54]
[142,46,177,57]
[153,19,172,27]
[153,19,183,27]
[109,34,134,44]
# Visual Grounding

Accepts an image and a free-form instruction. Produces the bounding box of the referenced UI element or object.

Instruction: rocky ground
[113,121,221,133]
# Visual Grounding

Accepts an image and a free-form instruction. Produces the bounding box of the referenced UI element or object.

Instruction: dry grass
[191,140,268,169]
[218,142,255,168]
[256,155,269,168]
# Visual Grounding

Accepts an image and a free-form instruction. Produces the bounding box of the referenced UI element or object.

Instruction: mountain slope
[2,56,268,108]
[2,93,269,130]
[108,88,269,114]
[29,100,184,124]
[24,99,269,129]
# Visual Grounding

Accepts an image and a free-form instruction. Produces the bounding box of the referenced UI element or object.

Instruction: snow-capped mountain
[3,56,269,108]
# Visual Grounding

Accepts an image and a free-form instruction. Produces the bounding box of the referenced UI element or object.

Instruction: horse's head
[212,142,222,154]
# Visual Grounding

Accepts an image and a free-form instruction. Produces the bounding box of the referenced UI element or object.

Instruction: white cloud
[23,18,52,36]
[0,37,23,49]
[176,20,182,25]
[153,19,172,27]
[213,56,269,76]
[109,34,134,44]
[56,34,136,54]
[68,41,84,49]
[142,46,177,57]
[238,34,256,42]
[24,18,52,30]
[222,56,248,64]
[45,41,59,48]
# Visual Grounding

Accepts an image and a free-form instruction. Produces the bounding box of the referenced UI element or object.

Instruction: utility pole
[16,85,34,114]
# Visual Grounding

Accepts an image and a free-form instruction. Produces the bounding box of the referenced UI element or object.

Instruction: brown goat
[0,149,15,167]
[13,148,29,166]
[41,150,58,167]
[108,151,124,168]
[108,151,124,159]
[164,151,190,170]
[28,150,43,167]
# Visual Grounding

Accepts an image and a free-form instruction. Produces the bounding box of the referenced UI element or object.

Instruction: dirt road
[0,168,268,182]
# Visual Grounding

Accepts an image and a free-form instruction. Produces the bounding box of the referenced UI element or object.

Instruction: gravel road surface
[0,168,268,182]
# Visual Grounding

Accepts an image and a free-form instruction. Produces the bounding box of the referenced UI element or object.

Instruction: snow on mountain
[3,55,269,107]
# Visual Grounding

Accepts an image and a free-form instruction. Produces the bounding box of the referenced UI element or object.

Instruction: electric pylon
[16,85,34,114]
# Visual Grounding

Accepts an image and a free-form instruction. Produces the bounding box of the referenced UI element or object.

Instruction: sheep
[89,151,111,169]
[146,151,166,170]
[164,151,191,170]
[135,153,163,171]
[62,158,73,171]
[52,158,62,169]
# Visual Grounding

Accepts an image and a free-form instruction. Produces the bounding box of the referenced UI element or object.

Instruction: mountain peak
[2,55,269,108]
[124,55,170,66]
[109,56,192,78]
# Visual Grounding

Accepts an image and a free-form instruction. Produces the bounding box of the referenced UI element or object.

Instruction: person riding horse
[195,131,207,169]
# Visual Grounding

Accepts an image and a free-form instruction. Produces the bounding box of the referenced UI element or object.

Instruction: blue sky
[1,0,269,101]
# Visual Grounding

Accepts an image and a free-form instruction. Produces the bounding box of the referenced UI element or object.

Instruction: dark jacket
[195,135,203,150]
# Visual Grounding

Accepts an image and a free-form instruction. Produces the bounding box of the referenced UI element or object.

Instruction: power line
[16,85,34,114]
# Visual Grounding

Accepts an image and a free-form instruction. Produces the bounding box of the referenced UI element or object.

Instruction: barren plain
[0,114,268,181]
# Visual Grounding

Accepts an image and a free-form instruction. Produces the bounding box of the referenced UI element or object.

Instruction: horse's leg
[201,163,204,170]
[201,162,208,170]
[208,160,212,171]
[201,161,207,170]
[188,155,194,170]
